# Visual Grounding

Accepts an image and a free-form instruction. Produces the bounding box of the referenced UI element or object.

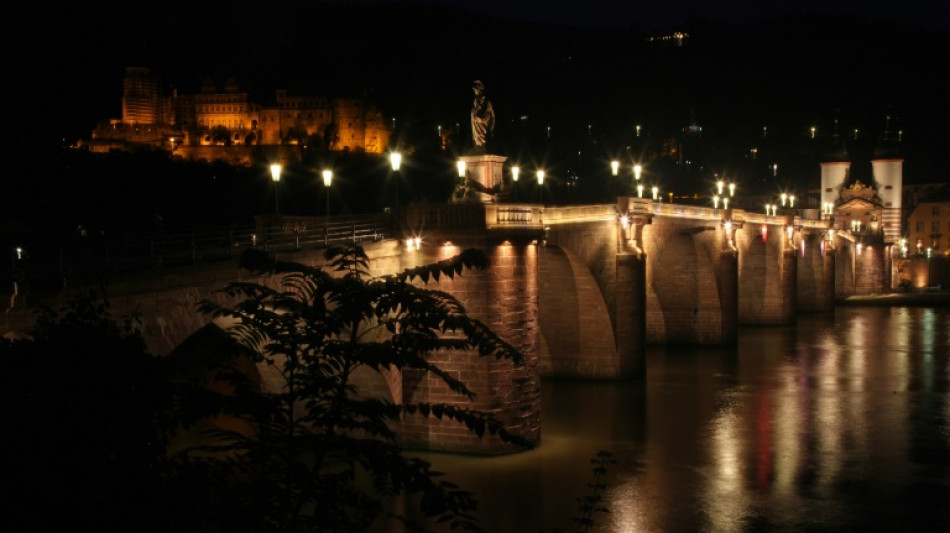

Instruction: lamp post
[322,169,333,216]
[390,151,402,211]
[728,182,735,197]
[457,159,466,178]
[651,186,659,201]
[511,165,520,202]
[633,164,642,181]
[927,247,933,287]
[536,170,545,204]
[611,160,619,176]
[270,163,282,215]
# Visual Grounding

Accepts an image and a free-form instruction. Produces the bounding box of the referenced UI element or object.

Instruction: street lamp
[781,193,788,207]
[651,186,659,201]
[390,152,402,210]
[716,180,724,195]
[713,195,720,209]
[637,183,644,198]
[322,169,333,215]
[789,194,796,208]
[511,165,520,202]
[633,164,642,181]
[457,159,466,178]
[270,163,282,215]
[728,182,735,197]
[611,160,619,176]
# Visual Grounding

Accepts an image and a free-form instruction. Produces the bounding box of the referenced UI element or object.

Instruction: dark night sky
[3,0,950,243]
[5,0,950,184]
[328,0,949,32]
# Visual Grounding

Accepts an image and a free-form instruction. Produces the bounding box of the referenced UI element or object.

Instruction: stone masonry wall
[797,232,835,312]
[641,216,735,345]
[854,243,886,295]
[538,245,618,377]
[397,238,541,454]
[735,223,796,325]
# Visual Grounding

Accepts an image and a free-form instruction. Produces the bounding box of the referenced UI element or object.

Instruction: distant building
[906,185,950,252]
[86,67,391,155]
[645,31,688,47]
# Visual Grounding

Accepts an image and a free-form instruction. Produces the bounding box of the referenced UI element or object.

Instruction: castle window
[933,207,941,216]
[934,222,941,233]
[917,222,924,232]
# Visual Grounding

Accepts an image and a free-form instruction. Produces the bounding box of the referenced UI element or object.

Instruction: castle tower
[820,122,850,216]
[122,67,159,125]
[871,111,904,243]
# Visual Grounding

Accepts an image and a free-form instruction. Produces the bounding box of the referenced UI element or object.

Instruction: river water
[411,305,950,532]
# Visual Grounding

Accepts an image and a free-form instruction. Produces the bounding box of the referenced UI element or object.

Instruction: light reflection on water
[407,307,950,532]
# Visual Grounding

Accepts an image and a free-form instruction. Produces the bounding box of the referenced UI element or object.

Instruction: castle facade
[87,67,391,155]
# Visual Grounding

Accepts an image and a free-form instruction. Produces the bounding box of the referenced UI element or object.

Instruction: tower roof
[874,108,903,159]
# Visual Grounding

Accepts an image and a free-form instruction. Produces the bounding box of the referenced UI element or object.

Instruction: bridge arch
[538,245,617,377]
[646,225,732,344]
[734,223,796,325]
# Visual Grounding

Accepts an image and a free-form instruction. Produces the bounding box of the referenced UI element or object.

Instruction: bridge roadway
[2,199,891,454]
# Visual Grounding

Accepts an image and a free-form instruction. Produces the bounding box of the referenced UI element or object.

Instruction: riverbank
[838,290,950,307]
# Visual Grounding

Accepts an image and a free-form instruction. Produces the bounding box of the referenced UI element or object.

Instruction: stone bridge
[2,200,892,453]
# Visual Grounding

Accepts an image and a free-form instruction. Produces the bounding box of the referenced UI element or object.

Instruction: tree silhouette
[190,244,531,532]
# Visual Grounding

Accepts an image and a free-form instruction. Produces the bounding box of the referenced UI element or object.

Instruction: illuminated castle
[88,67,391,155]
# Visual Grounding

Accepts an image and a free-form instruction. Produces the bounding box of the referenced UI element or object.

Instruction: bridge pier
[734,218,797,326]
[615,251,647,378]
[397,206,544,453]
[639,206,737,345]
[797,230,836,312]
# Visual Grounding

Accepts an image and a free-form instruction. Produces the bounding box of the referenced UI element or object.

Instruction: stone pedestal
[454,154,507,203]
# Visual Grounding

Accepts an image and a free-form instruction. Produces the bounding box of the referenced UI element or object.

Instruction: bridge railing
[1,214,392,287]
[541,204,617,225]
[404,204,546,231]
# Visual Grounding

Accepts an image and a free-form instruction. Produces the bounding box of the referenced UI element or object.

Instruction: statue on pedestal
[470,80,495,154]
[451,80,505,204]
